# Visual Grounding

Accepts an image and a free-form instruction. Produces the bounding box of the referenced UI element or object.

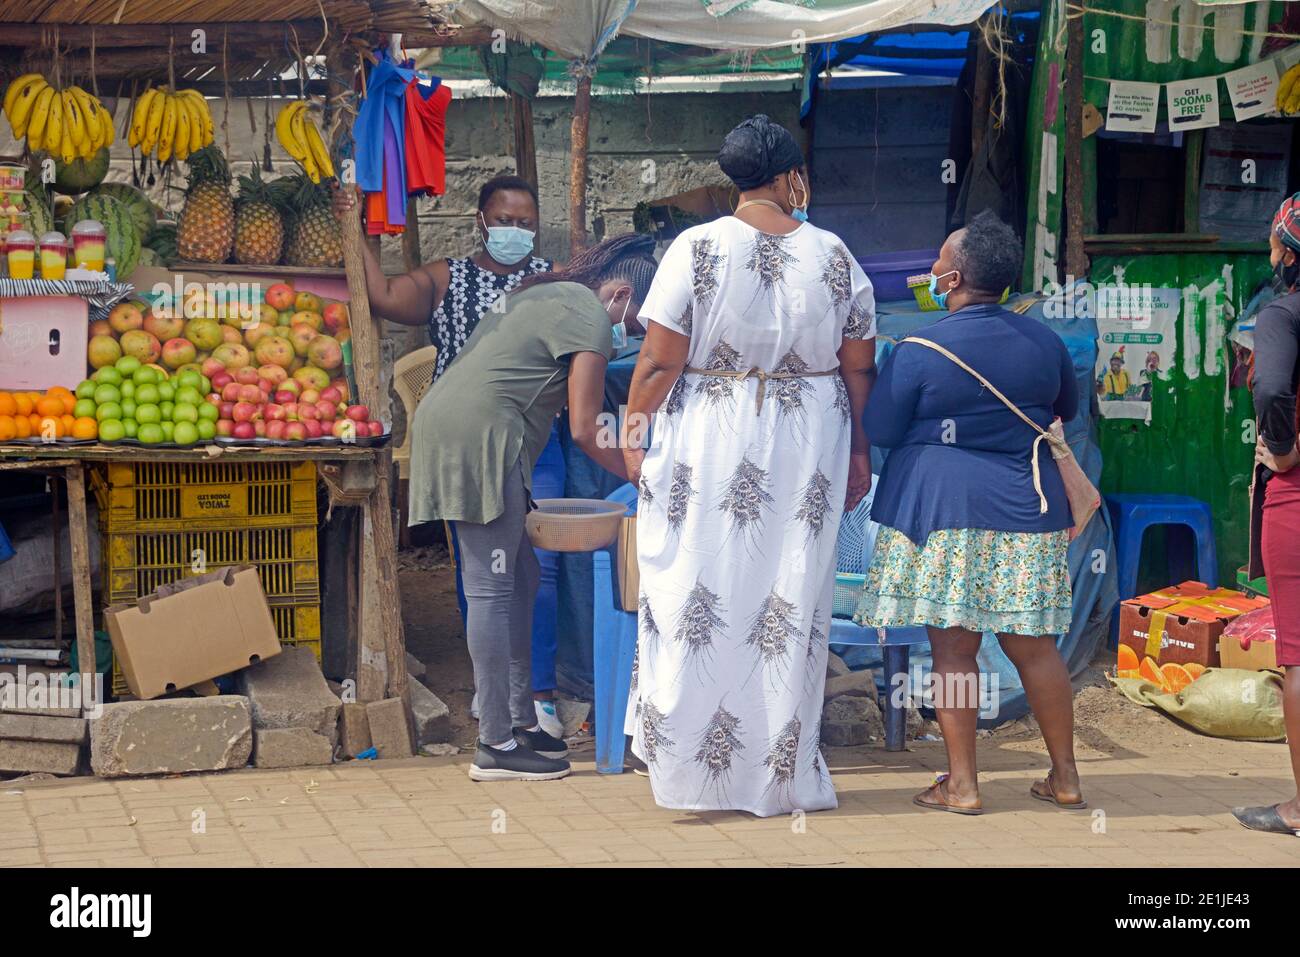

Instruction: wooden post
[511,92,538,190]
[402,196,422,272]
[970,17,993,161]
[569,72,593,256]
[51,477,63,649]
[64,466,96,701]
[1064,10,1088,281]
[327,41,408,703]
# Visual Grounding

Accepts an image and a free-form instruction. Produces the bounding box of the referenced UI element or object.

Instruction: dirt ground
[397,545,1287,770]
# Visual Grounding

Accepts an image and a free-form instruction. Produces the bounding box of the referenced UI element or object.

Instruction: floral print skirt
[853,526,1073,636]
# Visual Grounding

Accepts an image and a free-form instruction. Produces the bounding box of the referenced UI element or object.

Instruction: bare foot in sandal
[1030,768,1086,809]
[914,773,983,815]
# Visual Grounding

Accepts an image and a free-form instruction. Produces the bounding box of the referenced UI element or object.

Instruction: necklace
[734,199,786,216]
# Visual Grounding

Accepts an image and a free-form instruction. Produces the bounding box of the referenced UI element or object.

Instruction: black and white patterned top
[428,255,551,381]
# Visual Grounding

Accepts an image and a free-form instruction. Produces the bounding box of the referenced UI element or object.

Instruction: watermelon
[66,194,141,280]
[27,195,55,242]
[53,147,111,195]
[88,182,157,241]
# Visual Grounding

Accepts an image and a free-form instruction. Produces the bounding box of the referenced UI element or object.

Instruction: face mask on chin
[928,269,958,310]
[787,172,810,223]
[604,293,632,352]
[480,212,535,266]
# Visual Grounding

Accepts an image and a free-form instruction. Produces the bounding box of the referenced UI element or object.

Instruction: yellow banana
[70,87,100,152]
[158,94,178,163]
[60,90,85,156]
[25,85,56,151]
[179,94,202,154]
[129,87,155,148]
[98,102,116,149]
[142,87,166,155]
[8,77,48,138]
[174,102,191,162]
[305,120,335,180]
[3,74,46,124]
[177,89,212,145]
[44,92,63,160]
[275,101,307,162]
[293,105,321,182]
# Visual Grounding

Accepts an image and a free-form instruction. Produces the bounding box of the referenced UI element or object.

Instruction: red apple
[320,386,343,406]
[323,302,350,334]
[284,421,307,441]
[232,401,259,423]
[237,384,263,404]
[235,367,260,386]
[298,403,319,421]
[332,418,357,440]
[232,421,256,440]
[345,405,370,422]
[212,371,234,391]
[219,401,236,419]
[367,421,384,437]
[221,382,242,403]
[315,400,336,421]
[329,378,350,402]
[202,357,227,379]
[254,420,267,437]
[282,402,299,421]
[265,420,288,440]
[206,392,221,406]
[216,419,236,437]
[257,364,288,386]
[300,389,321,405]
[263,403,286,421]
[265,283,296,311]
[258,378,275,396]
[303,419,323,439]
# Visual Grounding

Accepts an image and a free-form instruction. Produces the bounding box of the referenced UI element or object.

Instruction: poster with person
[1094,285,1179,422]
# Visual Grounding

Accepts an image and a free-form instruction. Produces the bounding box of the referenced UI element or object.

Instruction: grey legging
[453,460,541,747]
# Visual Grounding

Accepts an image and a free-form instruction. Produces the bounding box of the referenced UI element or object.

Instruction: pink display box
[0,296,89,391]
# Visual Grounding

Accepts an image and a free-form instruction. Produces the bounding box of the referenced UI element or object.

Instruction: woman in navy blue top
[854,211,1083,815]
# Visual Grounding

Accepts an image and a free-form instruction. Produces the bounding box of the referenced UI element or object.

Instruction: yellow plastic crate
[93,460,317,532]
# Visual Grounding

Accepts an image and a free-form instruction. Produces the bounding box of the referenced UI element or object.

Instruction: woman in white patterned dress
[620,116,877,817]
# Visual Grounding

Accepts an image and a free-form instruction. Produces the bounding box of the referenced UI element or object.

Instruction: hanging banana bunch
[1277,63,1300,116]
[275,101,335,185]
[128,86,214,162]
[3,74,116,159]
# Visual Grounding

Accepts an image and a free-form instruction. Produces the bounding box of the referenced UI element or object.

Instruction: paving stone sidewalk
[2,739,1298,868]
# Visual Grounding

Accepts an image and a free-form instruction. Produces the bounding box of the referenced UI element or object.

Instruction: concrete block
[405,652,426,680]
[820,720,870,748]
[0,739,83,775]
[366,697,413,758]
[89,696,252,778]
[338,702,372,757]
[236,646,341,747]
[824,670,878,703]
[253,728,333,768]
[0,713,88,745]
[408,679,451,746]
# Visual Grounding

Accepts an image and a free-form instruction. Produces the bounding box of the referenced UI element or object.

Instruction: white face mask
[604,293,632,350]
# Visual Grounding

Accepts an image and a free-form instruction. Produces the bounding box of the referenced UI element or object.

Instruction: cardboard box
[105,565,281,699]
[1118,581,1269,669]
[1219,634,1281,672]
[616,516,638,613]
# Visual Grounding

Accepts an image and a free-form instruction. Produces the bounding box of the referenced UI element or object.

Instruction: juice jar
[71,220,107,273]
[6,229,35,280]
[0,165,25,192]
[39,231,69,280]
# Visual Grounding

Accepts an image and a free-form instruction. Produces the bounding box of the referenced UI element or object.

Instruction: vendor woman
[334,177,569,740]
[1233,193,1300,838]
[409,234,656,782]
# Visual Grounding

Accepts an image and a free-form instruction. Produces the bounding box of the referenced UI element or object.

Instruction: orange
[1139,656,1171,691]
[1184,662,1206,680]
[46,385,72,398]
[13,393,33,415]
[1117,644,1139,672]
[28,412,40,433]
[35,396,65,417]
[1161,662,1194,693]
[60,413,75,434]
[59,394,76,414]
[0,415,15,441]
[12,414,30,438]
[36,415,65,439]
[71,416,98,440]
[0,392,14,416]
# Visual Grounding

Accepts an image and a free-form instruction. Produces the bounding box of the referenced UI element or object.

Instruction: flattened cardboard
[1118,581,1268,669]
[105,565,281,699]
[616,516,638,614]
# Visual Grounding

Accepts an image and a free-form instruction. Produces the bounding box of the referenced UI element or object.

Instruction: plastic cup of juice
[72,220,107,273]
[0,165,25,192]
[39,231,69,280]
[6,229,35,280]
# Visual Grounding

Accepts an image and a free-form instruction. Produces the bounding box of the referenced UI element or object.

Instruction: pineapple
[177,145,235,263]
[233,165,286,266]
[276,173,343,269]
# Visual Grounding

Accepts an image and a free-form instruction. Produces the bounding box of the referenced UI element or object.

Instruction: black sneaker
[469,742,570,782]
[513,726,569,759]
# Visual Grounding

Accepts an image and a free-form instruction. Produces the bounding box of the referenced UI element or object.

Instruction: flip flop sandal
[913,772,983,816]
[1030,773,1088,810]
[1232,804,1300,837]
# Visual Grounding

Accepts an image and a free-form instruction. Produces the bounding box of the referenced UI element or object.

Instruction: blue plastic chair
[1105,493,1218,646]
[593,483,639,774]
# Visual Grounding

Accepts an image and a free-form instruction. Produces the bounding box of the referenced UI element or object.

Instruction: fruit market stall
[0,3,487,771]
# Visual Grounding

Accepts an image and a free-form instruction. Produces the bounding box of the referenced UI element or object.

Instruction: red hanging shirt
[405,78,452,197]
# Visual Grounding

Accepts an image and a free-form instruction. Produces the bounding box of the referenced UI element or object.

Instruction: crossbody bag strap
[901,335,1060,514]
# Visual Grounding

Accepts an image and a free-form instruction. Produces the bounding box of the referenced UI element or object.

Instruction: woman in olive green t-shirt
[409,234,658,782]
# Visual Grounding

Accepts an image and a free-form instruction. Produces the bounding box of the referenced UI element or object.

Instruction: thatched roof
[0,1,435,32]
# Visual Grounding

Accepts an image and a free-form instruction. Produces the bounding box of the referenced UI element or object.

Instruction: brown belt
[685,365,840,415]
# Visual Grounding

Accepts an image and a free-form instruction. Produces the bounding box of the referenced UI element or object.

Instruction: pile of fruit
[275,102,335,185]
[0,387,97,442]
[3,75,115,163]
[77,285,382,445]
[1115,645,1205,693]
[72,359,217,445]
[127,86,215,164]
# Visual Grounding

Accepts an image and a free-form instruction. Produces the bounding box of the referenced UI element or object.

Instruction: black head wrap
[717,114,804,190]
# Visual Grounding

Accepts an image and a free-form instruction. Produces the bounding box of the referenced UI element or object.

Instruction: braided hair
[517,233,658,302]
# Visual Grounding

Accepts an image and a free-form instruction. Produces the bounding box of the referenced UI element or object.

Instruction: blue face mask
[605,294,632,351]
[791,207,809,223]
[481,213,535,266]
[928,269,958,310]
[788,171,810,223]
